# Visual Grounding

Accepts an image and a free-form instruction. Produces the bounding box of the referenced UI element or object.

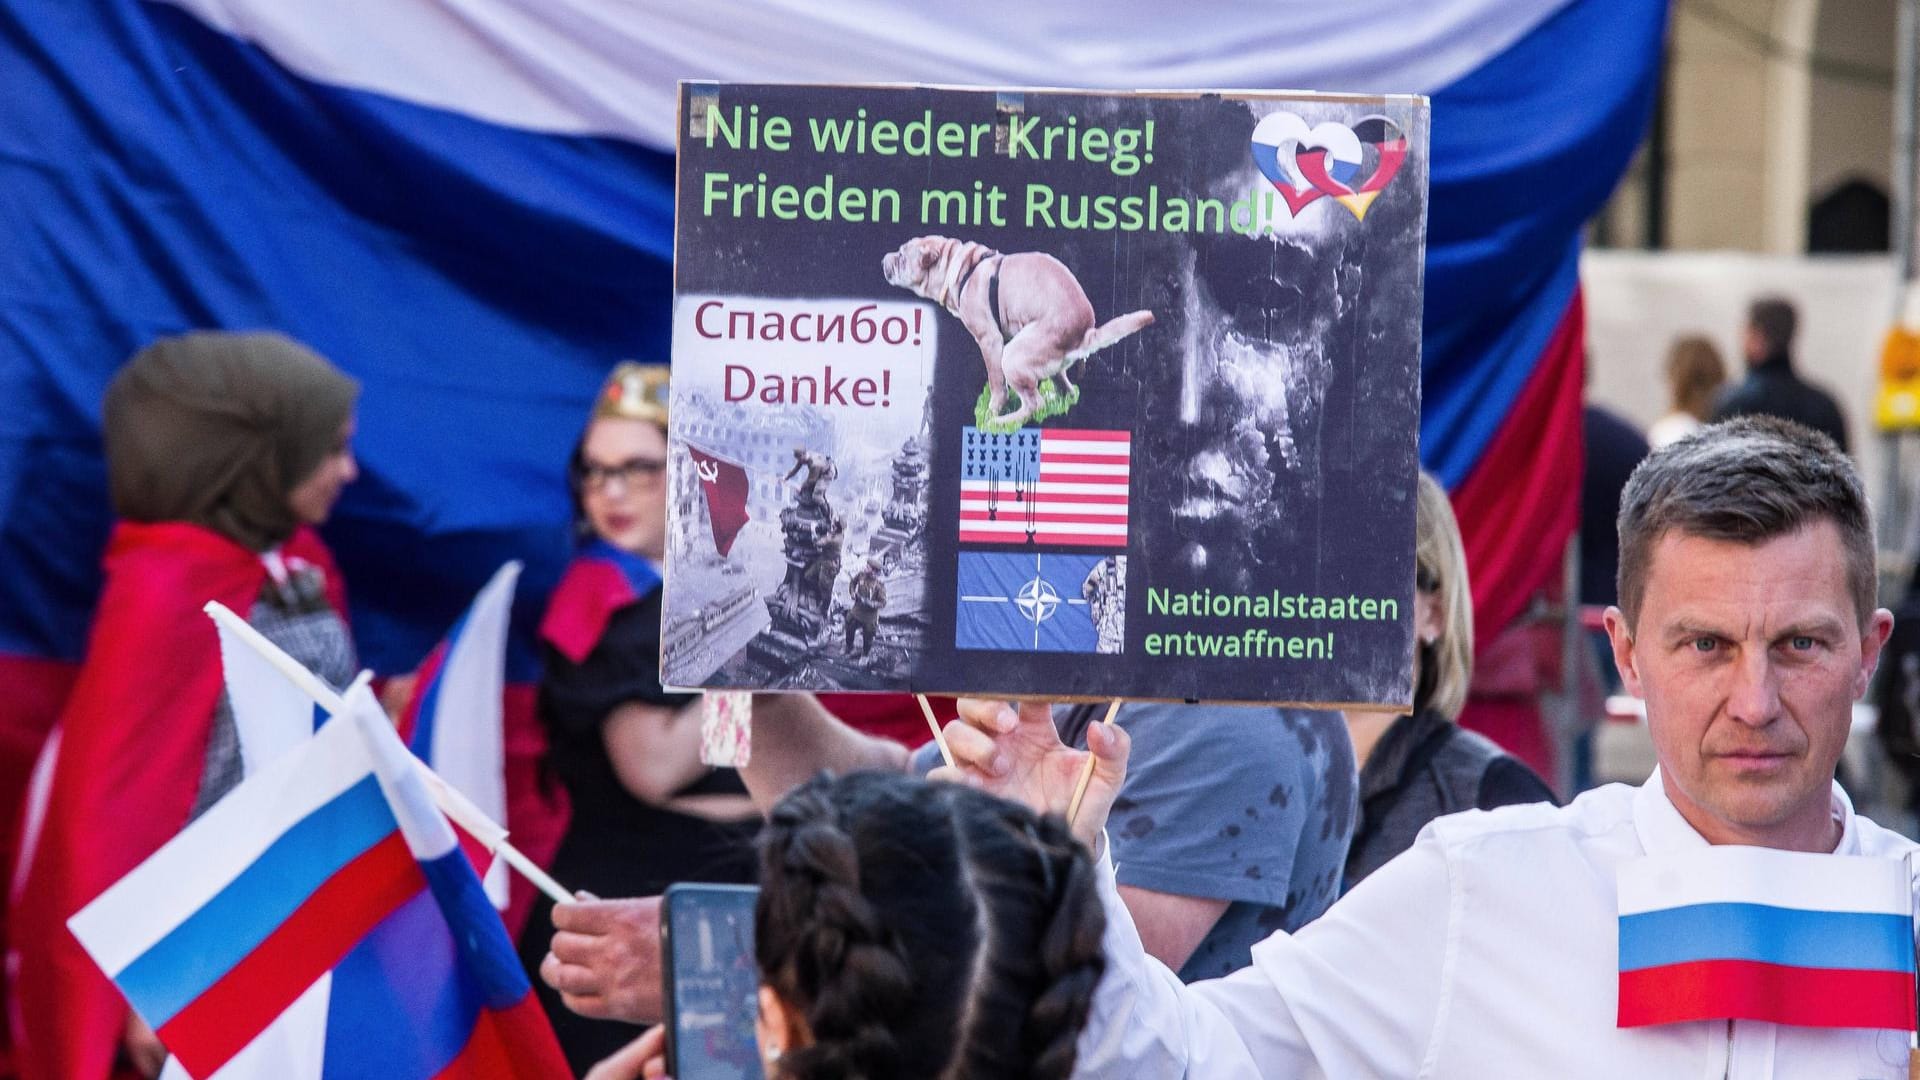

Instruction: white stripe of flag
[67,716,375,979]
[1619,847,1911,917]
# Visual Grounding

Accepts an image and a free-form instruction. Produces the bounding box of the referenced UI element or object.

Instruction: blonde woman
[1340,472,1556,891]
[1647,335,1726,449]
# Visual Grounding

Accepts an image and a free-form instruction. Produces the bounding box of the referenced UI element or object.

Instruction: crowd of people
[1595,296,1853,542]
[14,292,1908,1080]
[556,411,1905,1077]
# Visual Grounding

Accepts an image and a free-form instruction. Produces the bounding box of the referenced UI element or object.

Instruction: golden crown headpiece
[594,362,670,426]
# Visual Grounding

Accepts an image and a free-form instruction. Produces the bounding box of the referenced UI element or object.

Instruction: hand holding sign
[929,698,1130,850]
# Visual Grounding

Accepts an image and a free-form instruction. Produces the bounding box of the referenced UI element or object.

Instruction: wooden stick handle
[496,839,573,905]
[917,695,956,769]
[207,601,349,714]
[1065,700,1123,826]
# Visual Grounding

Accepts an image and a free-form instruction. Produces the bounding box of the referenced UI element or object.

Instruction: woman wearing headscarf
[9,332,361,1080]
[517,363,759,1074]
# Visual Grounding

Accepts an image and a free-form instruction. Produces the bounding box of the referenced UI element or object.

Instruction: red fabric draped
[1451,290,1586,651]
[8,523,343,1080]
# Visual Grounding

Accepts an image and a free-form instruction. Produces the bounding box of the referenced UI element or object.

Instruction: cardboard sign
[661,83,1427,707]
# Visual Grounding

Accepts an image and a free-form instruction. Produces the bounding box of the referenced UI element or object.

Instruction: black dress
[515,587,758,1075]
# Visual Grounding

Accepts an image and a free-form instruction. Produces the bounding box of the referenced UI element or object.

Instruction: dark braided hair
[755,772,1106,1080]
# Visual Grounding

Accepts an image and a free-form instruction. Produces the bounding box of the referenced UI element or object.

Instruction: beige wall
[1808,0,1896,199]
[1665,0,1773,251]
[1648,0,1895,253]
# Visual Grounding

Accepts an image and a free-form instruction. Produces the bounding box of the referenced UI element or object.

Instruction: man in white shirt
[937,416,1915,1078]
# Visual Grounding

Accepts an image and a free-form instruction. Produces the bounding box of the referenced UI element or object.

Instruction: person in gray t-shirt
[536,695,1360,1023]
[919,702,1356,981]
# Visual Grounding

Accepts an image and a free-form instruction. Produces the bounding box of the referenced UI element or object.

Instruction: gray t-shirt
[914,702,1356,981]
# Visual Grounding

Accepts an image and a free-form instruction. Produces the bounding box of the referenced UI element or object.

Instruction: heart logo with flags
[1251,112,1408,222]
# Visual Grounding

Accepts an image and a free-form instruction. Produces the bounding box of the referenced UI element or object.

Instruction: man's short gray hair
[1616,416,1874,629]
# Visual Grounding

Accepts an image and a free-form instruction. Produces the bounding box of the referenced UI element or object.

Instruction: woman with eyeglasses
[518,362,760,1074]
[1338,472,1557,893]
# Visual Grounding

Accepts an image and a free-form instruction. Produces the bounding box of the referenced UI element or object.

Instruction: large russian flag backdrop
[0,0,1665,1068]
[0,0,1669,684]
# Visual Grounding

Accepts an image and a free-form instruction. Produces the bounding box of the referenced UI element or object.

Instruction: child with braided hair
[593,771,1106,1080]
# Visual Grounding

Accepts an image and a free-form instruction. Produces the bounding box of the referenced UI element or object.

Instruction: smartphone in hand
[662,883,764,1080]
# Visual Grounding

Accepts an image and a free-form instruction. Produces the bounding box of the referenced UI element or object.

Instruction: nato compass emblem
[955,551,1102,652]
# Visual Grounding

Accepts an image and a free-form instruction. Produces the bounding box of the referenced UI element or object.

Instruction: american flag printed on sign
[959,428,1129,547]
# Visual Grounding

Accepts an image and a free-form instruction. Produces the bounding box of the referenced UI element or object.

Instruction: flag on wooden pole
[68,687,569,1078]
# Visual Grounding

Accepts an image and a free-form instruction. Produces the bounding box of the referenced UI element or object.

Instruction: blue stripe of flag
[322,886,481,1080]
[583,539,663,597]
[406,611,468,764]
[320,850,529,1079]
[418,846,535,1010]
[1619,902,1917,975]
[113,775,396,1027]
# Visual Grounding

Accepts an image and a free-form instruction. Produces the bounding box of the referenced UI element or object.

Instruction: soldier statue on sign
[1083,555,1126,655]
[844,556,887,657]
[785,447,837,508]
[761,448,841,648]
[803,518,845,609]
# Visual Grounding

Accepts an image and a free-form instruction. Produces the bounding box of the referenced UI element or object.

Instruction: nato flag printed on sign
[956,552,1101,653]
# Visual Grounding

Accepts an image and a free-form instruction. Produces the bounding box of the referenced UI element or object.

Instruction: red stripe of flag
[431,998,569,1079]
[1031,472,1130,486]
[158,834,423,1075]
[1618,960,1917,1031]
[432,1013,513,1080]
[1041,429,1130,441]
[959,511,1130,525]
[1040,452,1131,465]
[1452,291,1582,649]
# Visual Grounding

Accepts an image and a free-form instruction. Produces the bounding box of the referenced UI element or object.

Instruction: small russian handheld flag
[400,561,520,906]
[1617,847,1918,1031]
[66,686,567,1079]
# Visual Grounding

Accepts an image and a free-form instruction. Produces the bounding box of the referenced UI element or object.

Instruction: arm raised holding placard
[930,699,1128,850]
[934,697,1454,1079]
[737,692,910,813]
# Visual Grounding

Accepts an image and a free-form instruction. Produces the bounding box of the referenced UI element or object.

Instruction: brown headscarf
[103,331,360,552]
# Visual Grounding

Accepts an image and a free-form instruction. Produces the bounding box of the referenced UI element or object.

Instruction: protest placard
[662,82,1427,707]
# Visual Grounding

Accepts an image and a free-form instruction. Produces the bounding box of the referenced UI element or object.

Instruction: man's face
[1605,522,1892,850]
